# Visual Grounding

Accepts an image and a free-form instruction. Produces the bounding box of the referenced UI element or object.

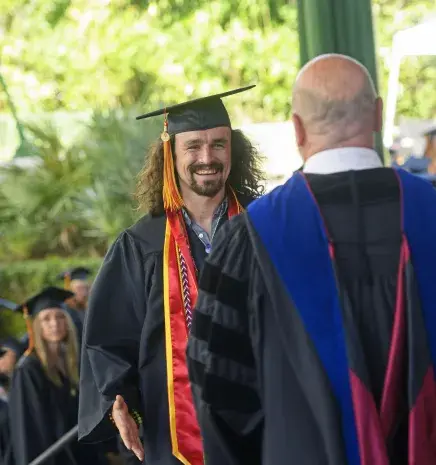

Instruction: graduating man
[78,86,264,464]
[188,55,436,465]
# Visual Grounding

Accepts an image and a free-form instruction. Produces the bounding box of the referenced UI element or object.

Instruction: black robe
[0,394,13,465]
[0,339,23,465]
[9,354,106,465]
[187,169,436,465]
[78,201,252,465]
[63,305,84,347]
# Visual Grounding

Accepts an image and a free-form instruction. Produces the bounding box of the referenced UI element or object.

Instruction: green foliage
[0,256,102,337]
[0,0,435,266]
[0,0,298,122]
[0,109,161,261]
[373,0,436,119]
[1,0,435,124]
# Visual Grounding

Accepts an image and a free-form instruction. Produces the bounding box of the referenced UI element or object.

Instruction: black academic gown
[79,196,252,465]
[0,377,13,465]
[187,169,436,465]
[9,354,106,465]
[62,305,84,347]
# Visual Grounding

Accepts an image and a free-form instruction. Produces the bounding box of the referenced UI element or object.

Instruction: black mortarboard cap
[15,287,74,317]
[136,85,255,135]
[57,267,91,282]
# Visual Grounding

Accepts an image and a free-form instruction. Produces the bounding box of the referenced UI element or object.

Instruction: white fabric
[303,147,382,175]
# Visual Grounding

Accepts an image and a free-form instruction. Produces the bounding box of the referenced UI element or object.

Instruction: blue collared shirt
[182,198,228,254]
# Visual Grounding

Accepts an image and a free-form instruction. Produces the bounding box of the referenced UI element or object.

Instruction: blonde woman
[8,287,107,465]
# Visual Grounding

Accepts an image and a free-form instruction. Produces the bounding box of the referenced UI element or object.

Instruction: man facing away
[188,55,436,465]
[78,86,264,465]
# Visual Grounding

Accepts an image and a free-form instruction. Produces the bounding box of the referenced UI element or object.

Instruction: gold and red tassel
[161,113,183,212]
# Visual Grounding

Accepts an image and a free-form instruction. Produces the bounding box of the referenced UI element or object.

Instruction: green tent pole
[297,0,384,163]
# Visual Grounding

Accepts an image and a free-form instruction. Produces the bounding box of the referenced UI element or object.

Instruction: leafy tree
[0,0,298,122]
[1,0,435,123]
[0,109,160,261]
[372,0,436,119]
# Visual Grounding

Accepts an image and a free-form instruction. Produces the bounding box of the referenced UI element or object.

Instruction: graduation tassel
[64,272,71,290]
[23,305,35,356]
[161,113,183,212]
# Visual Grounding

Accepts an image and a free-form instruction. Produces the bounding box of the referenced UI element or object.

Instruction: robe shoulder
[125,213,166,253]
[13,354,46,395]
[15,353,43,375]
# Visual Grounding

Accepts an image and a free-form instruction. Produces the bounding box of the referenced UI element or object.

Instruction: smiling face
[174,126,231,199]
[36,308,68,343]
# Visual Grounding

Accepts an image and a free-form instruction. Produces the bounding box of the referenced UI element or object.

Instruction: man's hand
[112,395,144,462]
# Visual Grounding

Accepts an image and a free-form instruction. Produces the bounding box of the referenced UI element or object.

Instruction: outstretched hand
[112,395,144,462]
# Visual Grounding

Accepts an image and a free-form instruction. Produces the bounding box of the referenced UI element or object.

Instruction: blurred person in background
[400,128,436,185]
[424,128,436,175]
[58,267,92,315]
[0,338,23,465]
[58,267,93,346]
[9,287,108,465]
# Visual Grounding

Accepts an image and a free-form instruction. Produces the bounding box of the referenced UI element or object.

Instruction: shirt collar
[182,197,228,227]
[303,147,382,175]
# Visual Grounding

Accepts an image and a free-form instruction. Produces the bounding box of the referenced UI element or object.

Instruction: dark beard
[190,177,224,197]
[188,163,225,197]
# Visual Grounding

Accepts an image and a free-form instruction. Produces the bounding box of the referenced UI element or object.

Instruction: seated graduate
[57,267,92,346]
[8,287,107,465]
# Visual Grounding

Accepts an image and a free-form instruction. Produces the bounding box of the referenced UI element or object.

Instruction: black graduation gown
[187,169,436,465]
[62,305,84,347]
[0,388,13,465]
[9,354,106,465]
[79,197,253,465]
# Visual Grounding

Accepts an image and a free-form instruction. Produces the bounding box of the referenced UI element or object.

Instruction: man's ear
[374,97,383,133]
[292,113,306,147]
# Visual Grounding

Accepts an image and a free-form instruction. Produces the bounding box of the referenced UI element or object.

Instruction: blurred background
[1,0,436,335]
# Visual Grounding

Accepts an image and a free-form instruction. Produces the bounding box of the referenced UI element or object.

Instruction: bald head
[292,54,382,159]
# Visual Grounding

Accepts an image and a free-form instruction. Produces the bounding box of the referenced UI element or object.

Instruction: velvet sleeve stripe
[190,314,255,368]
[202,373,261,413]
[191,311,212,342]
[207,322,255,367]
[200,262,249,312]
[188,338,258,389]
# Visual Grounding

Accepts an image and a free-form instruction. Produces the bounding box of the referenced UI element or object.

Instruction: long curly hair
[135,129,265,215]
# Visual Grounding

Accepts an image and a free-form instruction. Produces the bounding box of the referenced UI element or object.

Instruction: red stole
[163,191,242,465]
